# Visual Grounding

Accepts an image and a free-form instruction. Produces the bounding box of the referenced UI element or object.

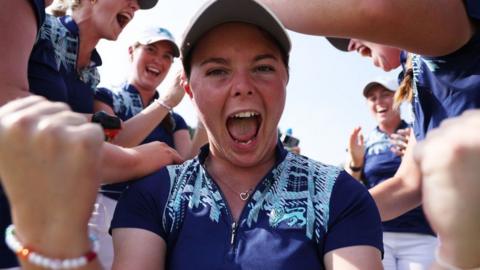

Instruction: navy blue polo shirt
[95,84,188,200]
[362,121,435,236]
[0,1,47,267]
[404,8,480,140]
[28,15,102,113]
[112,143,383,269]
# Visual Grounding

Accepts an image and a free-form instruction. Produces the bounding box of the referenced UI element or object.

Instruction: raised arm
[0,0,38,105]
[0,96,103,270]
[369,128,422,221]
[259,0,474,56]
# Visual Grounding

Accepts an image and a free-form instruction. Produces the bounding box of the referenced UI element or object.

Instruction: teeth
[232,111,258,118]
[120,12,132,20]
[235,139,254,145]
[147,67,160,75]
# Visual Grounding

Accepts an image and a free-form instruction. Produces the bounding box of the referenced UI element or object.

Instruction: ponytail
[393,53,414,110]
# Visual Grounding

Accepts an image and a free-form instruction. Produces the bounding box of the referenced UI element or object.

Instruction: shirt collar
[59,16,103,68]
[124,83,160,103]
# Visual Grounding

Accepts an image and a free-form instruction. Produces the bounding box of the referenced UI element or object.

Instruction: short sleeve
[323,171,383,254]
[29,0,46,29]
[110,168,171,240]
[94,87,115,108]
[172,112,188,131]
[465,0,480,20]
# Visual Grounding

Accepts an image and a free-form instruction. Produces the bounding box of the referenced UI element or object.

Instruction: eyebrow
[199,53,279,67]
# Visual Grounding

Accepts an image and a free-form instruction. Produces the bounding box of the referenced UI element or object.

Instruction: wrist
[156,99,173,111]
[348,161,363,172]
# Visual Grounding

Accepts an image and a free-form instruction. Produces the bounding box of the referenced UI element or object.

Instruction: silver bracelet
[156,99,172,111]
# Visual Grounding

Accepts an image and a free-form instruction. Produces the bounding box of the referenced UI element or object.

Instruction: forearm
[111,101,170,147]
[188,122,208,158]
[259,0,473,55]
[369,175,421,221]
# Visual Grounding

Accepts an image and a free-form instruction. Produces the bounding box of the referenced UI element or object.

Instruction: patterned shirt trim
[110,84,159,119]
[39,15,101,92]
[163,152,341,243]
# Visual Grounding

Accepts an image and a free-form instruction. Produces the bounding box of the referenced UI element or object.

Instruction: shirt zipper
[230,222,238,246]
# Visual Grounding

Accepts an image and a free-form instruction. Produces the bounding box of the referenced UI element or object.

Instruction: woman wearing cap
[0,0,383,269]
[345,78,436,270]
[26,0,184,183]
[92,26,206,269]
[110,0,383,269]
[260,1,480,268]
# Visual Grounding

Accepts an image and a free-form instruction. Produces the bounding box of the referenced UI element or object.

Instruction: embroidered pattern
[163,153,340,243]
[39,15,100,92]
[111,88,145,118]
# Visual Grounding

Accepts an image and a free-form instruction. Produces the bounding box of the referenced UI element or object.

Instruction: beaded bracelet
[156,99,173,111]
[5,224,99,269]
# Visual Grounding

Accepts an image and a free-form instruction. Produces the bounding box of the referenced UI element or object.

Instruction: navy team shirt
[405,6,480,140]
[363,121,435,236]
[112,143,383,269]
[95,84,188,200]
[28,15,102,113]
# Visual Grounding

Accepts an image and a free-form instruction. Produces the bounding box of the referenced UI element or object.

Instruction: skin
[259,0,474,56]
[112,22,382,270]
[414,110,480,269]
[94,41,207,156]
[347,40,402,72]
[345,86,404,178]
[73,0,140,70]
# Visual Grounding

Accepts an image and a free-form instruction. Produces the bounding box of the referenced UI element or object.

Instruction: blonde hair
[393,53,414,110]
[49,0,81,17]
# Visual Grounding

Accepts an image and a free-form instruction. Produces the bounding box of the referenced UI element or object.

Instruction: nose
[231,71,254,98]
[130,0,140,12]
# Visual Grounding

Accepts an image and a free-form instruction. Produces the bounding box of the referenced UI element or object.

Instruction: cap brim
[138,38,180,57]
[138,0,158,10]
[181,0,291,60]
[326,37,350,52]
[363,82,396,97]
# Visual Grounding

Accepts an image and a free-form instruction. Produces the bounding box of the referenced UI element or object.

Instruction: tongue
[227,117,258,142]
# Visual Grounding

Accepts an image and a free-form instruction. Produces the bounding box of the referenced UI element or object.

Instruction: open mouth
[146,66,161,77]
[116,12,132,29]
[377,108,387,114]
[226,111,262,145]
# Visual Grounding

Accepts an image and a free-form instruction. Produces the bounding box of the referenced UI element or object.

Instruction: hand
[159,68,185,108]
[390,127,410,157]
[414,110,480,268]
[347,126,365,167]
[0,96,104,254]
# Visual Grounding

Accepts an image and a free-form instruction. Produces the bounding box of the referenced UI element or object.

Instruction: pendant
[239,191,250,201]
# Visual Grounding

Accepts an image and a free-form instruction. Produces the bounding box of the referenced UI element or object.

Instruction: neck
[129,81,157,107]
[72,13,101,71]
[205,147,276,192]
[379,117,401,135]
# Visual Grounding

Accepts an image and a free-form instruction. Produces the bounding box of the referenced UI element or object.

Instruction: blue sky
[97,0,402,166]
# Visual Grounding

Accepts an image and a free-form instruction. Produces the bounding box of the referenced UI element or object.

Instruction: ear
[180,71,193,99]
[128,46,135,62]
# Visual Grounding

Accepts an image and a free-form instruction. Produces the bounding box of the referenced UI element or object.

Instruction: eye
[163,53,174,62]
[145,46,156,53]
[206,68,228,77]
[254,65,275,73]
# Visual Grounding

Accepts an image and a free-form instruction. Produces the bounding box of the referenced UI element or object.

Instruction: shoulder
[170,112,188,130]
